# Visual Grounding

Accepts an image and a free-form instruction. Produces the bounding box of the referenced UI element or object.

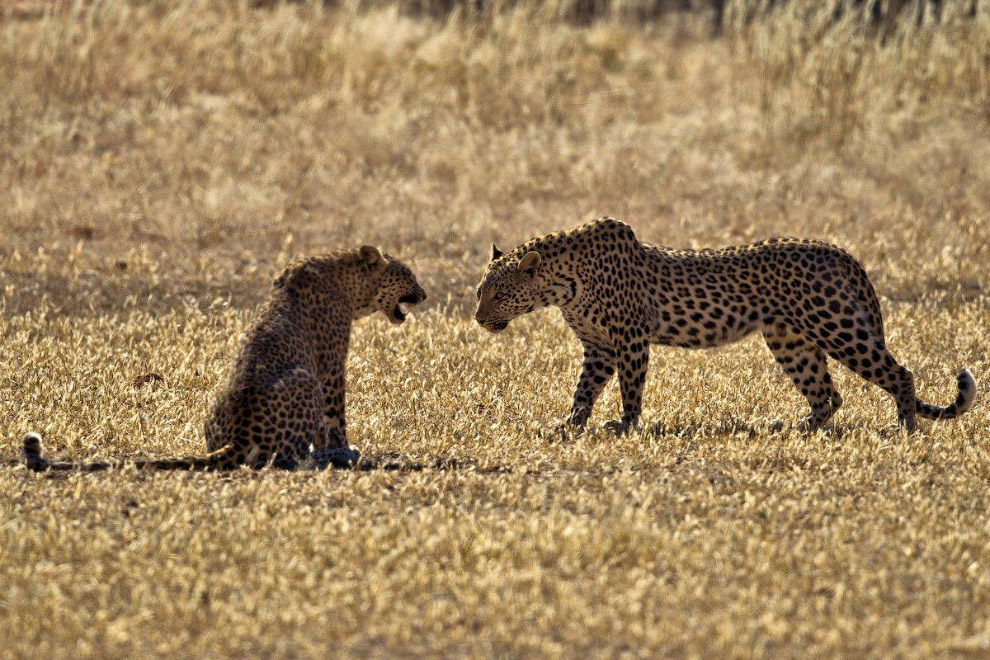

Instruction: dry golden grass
[2,1,990,658]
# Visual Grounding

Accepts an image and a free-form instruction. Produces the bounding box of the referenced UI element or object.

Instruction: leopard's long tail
[916,369,977,420]
[21,433,238,472]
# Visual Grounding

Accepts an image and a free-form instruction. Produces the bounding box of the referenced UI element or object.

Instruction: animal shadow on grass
[310,452,512,475]
[644,418,854,440]
[5,452,512,476]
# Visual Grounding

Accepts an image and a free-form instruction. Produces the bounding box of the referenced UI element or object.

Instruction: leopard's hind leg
[763,326,842,431]
[802,292,919,431]
[818,321,918,431]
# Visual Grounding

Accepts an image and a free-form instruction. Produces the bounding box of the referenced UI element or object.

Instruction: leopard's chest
[560,295,646,348]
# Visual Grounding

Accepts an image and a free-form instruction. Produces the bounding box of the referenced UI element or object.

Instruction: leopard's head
[474,244,543,333]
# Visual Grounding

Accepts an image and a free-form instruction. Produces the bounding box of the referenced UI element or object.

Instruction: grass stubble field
[2,1,990,658]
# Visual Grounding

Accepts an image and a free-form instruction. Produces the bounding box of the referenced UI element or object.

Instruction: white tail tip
[958,369,977,414]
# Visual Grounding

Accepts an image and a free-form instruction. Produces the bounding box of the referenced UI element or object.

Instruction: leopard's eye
[493,291,506,302]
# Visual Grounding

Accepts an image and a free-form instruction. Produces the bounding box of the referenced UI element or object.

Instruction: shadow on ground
[644,418,858,440]
[333,452,513,474]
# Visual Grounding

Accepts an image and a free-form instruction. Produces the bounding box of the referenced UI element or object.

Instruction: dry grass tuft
[1,2,989,658]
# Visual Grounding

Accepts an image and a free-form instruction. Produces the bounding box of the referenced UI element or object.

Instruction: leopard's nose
[416,288,427,304]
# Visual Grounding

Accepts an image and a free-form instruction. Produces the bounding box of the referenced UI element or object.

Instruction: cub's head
[474,244,543,333]
[361,245,427,324]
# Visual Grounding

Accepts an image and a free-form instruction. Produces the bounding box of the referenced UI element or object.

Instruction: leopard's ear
[491,244,503,261]
[359,245,386,271]
[517,250,541,276]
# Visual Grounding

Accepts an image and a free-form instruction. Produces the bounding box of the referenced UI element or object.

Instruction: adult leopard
[474,217,975,433]
[22,245,426,471]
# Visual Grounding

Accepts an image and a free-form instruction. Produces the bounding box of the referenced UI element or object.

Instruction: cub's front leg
[317,369,348,451]
[313,416,359,468]
[320,415,348,450]
[313,371,359,467]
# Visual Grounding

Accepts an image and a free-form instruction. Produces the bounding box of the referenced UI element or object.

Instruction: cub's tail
[21,433,237,472]
[916,369,977,421]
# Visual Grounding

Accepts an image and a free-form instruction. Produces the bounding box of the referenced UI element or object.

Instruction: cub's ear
[517,250,541,276]
[359,245,386,270]
[491,244,504,261]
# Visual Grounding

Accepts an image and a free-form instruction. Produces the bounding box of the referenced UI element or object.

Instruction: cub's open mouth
[390,292,425,324]
[485,320,509,333]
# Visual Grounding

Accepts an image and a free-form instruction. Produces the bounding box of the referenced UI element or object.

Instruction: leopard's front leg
[603,337,649,435]
[567,342,617,427]
[543,343,615,440]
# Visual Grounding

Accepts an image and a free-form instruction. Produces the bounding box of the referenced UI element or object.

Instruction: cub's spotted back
[22,245,427,472]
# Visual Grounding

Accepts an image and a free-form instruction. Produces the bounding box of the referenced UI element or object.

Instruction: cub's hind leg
[248,368,326,468]
[763,326,842,431]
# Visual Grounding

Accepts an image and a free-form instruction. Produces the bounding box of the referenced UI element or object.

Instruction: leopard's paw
[539,419,584,443]
[602,419,638,436]
[312,447,360,469]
